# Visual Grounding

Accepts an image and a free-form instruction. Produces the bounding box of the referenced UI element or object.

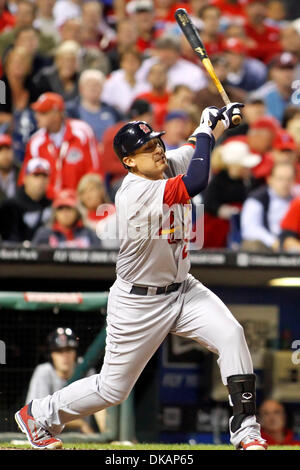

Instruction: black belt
[130,282,182,296]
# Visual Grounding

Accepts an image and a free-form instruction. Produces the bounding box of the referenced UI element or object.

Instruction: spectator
[198,4,224,56]
[284,113,300,177]
[26,327,105,434]
[154,0,190,30]
[263,1,285,27]
[270,129,298,165]
[66,69,121,142]
[280,194,300,252]
[0,134,19,202]
[189,0,211,20]
[180,31,201,65]
[218,97,266,143]
[247,117,280,157]
[241,162,295,252]
[259,399,300,446]
[194,55,246,115]
[244,0,282,63]
[203,141,261,248]
[101,48,149,115]
[183,104,203,140]
[58,16,82,43]
[13,25,53,77]
[106,18,138,72]
[53,0,81,31]
[0,0,56,59]
[224,23,247,41]
[0,0,15,33]
[250,52,298,124]
[0,46,36,125]
[77,173,118,249]
[239,98,267,132]
[0,157,52,243]
[265,0,288,29]
[33,40,81,103]
[126,0,158,54]
[99,99,154,201]
[81,1,115,51]
[80,46,111,77]
[34,0,60,45]
[0,46,38,160]
[211,0,246,24]
[162,111,188,150]
[167,84,194,112]
[18,92,100,199]
[223,37,267,92]
[32,188,100,248]
[136,62,170,130]
[137,34,207,93]
[270,129,300,188]
[227,116,281,183]
[280,20,300,80]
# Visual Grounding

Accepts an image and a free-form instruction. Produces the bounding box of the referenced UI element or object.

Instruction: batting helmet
[47,327,79,352]
[113,121,166,166]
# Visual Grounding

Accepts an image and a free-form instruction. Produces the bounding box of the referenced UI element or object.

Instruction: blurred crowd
[0,0,300,251]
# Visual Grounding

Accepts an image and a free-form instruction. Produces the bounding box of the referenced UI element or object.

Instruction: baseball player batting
[15,103,267,450]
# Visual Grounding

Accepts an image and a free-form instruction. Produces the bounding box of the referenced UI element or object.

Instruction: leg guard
[227,374,256,433]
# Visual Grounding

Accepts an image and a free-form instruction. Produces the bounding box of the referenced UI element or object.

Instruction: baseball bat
[175,8,242,126]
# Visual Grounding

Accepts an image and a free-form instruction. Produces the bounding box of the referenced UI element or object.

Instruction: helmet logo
[139,123,150,133]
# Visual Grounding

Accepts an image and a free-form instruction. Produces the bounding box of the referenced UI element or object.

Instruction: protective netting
[0,292,108,432]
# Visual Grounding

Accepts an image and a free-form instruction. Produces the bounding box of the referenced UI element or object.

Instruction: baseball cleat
[238,435,268,450]
[15,402,62,449]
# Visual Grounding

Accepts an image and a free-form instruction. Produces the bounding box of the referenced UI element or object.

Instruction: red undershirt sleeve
[163,174,190,206]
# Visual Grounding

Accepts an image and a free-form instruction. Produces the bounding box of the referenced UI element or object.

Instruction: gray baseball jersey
[116,145,194,286]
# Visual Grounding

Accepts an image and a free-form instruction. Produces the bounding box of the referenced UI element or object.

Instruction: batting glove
[192,106,222,137]
[220,102,244,129]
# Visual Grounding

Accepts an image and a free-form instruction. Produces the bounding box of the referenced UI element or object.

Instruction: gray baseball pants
[31,274,261,447]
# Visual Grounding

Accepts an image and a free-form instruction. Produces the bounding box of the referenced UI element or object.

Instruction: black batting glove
[192,106,223,137]
[220,102,244,129]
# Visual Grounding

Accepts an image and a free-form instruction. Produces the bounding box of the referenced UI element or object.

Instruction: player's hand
[193,106,222,136]
[220,102,244,129]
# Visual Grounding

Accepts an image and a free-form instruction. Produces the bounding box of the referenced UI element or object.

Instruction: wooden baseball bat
[175,8,242,126]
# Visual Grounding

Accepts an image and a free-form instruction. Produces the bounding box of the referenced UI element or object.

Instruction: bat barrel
[175,8,242,127]
[175,8,208,60]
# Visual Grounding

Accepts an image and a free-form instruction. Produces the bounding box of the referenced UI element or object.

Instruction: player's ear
[123,156,136,169]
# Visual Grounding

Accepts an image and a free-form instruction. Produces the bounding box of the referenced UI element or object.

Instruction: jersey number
[164,211,188,259]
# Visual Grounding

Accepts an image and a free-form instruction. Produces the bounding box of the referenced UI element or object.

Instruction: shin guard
[227,374,256,433]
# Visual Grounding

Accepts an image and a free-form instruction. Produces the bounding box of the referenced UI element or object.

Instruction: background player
[25,327,106,435]
[15,103,267,451]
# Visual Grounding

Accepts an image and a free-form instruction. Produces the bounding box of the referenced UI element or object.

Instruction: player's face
[51,347,76,377]
[124,138,168,180]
